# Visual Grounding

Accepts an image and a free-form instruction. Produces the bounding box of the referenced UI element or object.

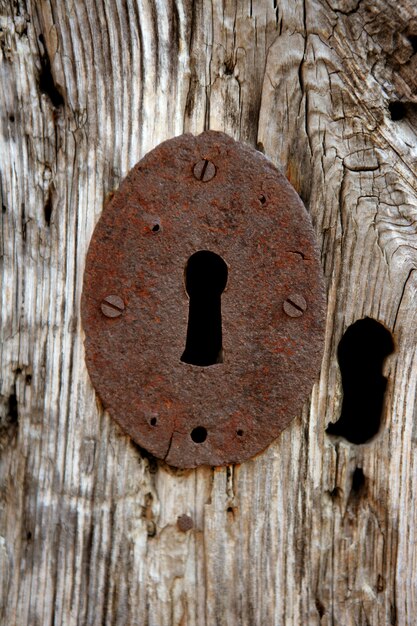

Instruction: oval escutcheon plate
[82,131,326,468]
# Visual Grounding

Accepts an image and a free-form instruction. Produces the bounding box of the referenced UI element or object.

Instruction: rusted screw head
[177,514,193,532]
[283,294,307,318]
[101,295,125,318]
[193,159,216,182]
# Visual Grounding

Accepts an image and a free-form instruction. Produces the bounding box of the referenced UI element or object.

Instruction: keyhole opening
[326,318,394,444]
[181,250,228,367]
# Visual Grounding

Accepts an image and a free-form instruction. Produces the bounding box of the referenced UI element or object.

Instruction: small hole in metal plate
[152,224,160,232]
[191,426,207,443]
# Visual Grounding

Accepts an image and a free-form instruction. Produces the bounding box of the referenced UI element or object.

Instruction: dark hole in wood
[191,426,207,443]
[150,417,157,426]
[273,0,279,25]
[130,441,159,473]
[326,317,394,444]
[224,59,234,75]
[226,506,236,520]
[237,429,244,437]
[21,202,27,242]
[0,387,18,444]
[181,250,227,367]
[9,115,15,123]
[7,392,18,424]
[2,205,6,214]
[25,374,32,385]
[44,193,53,226]
[315,598,325,618]
[388,101,406,121]
[152,223,160,232]
[391,603,397,624]
[38,33,64,108]
[351,467,366,495]
[408,34,417,54]
[328,486,341,500]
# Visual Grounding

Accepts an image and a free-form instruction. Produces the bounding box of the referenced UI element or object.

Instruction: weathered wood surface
[1,0,417,624]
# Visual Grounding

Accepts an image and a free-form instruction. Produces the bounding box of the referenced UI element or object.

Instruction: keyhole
[181,250,228,367]
[326,318,394,444]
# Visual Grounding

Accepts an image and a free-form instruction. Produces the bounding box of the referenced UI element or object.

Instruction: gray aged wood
[1,0,417,624]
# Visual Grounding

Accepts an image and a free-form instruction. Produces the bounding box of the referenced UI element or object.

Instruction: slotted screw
[101,294,125,318]
[283,294,307,318]
[193,159,216,182]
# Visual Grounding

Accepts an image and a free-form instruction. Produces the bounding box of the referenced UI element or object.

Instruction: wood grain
[1,0,417,624]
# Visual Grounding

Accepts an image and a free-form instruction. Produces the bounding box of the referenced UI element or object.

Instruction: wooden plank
[1,0,417,623]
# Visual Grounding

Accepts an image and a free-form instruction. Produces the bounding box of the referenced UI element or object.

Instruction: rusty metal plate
[81,131,326,468]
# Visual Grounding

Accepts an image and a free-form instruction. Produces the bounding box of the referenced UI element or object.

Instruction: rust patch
[82,131,326,468]
[177,514,193,532]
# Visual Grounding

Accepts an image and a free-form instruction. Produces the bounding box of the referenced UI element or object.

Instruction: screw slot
[101,295,125,318]
[283,294,307,318]
[191,426,207,443]
[193,159,216,182]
